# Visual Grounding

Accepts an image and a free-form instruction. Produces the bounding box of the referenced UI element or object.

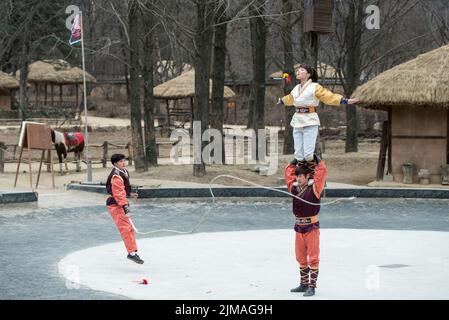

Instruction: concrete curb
[67,183,449,199]
[0,190,38,203]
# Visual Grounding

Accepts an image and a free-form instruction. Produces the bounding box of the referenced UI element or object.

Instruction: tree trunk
[142,1,158,167]
[210,2,227,165]
[281,0,296,155]
[193,0,214,176]
[249,0,266,161]
[128,0,146,171]
[344,1,363,153]
[19,36,29,121]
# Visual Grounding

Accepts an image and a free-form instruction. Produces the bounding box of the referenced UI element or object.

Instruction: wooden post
[51,84,54,107]
[127,142,134,166]
[46,149,51,172]
[102,141,108,168]
[0,142,5,173]
[44,84,48,105]
[50,148,55,188]
[447,109,449,164]
[14,147,23,187]
[75,84,79,110]
[35,150,45,188]
[166,99,171,136]
[387,107,392,174]
[376,120,388,181]
[59,84,63,106]
[28,145,32,189]
[190,97,194,132]
[35,83,39,107]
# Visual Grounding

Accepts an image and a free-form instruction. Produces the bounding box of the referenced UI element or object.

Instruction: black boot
[127,253,144,264]
[303,287,315,297]
[290,284,308,292]
[303,268,319,296]
[291,267,309,293]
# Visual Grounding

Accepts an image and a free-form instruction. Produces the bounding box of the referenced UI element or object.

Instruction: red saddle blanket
[64,132,85,147]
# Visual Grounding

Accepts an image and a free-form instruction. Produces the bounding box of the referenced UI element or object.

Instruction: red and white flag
[69,14,82,45]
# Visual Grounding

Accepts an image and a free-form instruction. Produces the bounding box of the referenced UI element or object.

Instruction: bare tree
[141,0,158,167]
[128,0,146,171]
[210,0,228,165]
[280,0,296,155]
[247,0,266,161]
[192,0,215,176]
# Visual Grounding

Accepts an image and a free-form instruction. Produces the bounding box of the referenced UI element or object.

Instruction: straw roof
[153,69,236,99]
[16,59,96,84]
[353,43,449,109]
[270,62,340,79]
[0,71,20,90]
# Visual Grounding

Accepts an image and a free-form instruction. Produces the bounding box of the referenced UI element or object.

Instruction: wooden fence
[0,140,178,173]
[0,141,133,173]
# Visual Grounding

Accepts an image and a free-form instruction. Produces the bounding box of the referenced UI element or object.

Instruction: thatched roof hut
[0,71,19,110]
[352,43,449,184]
[269,62,341,79]
[16,59,96,84]
[154,69,236,131]
[353,44,449,109]
[153,70,236,99]
[0,71,20,90]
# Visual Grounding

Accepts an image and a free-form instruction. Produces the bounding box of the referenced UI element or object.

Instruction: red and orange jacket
[284,161,327,232]
[106,168,132,210]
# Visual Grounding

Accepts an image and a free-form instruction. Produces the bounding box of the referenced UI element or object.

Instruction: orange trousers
[295,228,320,269]
[107,205,137,254]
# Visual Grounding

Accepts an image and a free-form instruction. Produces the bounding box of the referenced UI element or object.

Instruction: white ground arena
[58,228,449,300]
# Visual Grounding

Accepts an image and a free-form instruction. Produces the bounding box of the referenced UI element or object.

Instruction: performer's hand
[347,98,359,104]
[292,181,299,187]
[130,192,138,199]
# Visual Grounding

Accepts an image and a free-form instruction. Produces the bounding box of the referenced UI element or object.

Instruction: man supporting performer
[284,157,327,297]
[106,154,144,264]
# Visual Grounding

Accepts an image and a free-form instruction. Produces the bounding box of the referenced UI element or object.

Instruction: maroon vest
[291,184,320,233]
[106,167,131,205]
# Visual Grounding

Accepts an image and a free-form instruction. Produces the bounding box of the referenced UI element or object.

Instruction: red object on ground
[141,278,148,285]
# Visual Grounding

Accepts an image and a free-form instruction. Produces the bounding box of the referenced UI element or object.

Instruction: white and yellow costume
[281,79,345,161]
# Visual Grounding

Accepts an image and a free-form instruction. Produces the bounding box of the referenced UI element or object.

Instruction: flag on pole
[69,14,82,45]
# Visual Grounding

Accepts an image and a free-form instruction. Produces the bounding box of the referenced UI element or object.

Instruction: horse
[51,129,85,174]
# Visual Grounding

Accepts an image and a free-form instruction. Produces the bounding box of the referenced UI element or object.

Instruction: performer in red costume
[284,156,327,297]
[106,154,144,264]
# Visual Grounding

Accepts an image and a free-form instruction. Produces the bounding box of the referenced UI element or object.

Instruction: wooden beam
[387,107,392,174]
[51,84,54,106]
[376,120,388,181]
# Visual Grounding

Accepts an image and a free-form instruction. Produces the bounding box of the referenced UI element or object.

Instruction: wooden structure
[304,0,334,34]
[0,71,20,110]
[15,59,96,116]
[14,121,55,189]
[353,43,449,184]
[153,69,236,134]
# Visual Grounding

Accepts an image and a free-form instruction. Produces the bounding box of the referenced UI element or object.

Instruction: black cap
[111,153,126,165]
